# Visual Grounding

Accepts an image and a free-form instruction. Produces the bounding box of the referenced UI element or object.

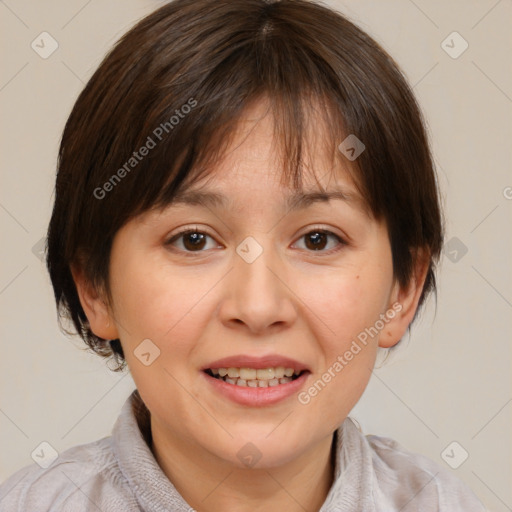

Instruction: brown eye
[294,229,345,253]
[304,231,329,250]
[166,230,217,253]
[182,232,207,251]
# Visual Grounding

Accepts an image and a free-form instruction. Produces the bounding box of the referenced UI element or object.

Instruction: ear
[379,248,430,348]
[71,264,120,340]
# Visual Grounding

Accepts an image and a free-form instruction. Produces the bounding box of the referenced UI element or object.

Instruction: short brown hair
[47,0,444,369]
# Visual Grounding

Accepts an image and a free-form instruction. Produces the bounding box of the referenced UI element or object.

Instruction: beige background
[1,0,511,509]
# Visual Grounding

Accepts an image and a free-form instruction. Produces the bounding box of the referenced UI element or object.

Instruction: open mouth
[204,367,306,388]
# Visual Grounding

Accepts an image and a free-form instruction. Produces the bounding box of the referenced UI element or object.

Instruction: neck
[151,421,336,512]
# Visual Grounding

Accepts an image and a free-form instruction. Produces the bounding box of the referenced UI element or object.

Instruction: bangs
[147,95,357,214]
[116,47,360,222]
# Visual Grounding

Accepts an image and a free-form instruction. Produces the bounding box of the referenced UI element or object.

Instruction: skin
[74,99,429,512]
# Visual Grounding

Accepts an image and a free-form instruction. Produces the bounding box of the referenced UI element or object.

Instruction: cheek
[296,262,392,345]
[109,255,219,356]
[295,270,387,425]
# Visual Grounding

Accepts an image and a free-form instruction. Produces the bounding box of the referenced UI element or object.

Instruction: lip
[201,370,310,407]
[201,354,310,372]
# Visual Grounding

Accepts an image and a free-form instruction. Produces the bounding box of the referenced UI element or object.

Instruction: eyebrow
[171,188,367,213]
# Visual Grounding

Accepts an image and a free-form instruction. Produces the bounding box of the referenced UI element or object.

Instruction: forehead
[169,182,370,218]
[164,98,371,217]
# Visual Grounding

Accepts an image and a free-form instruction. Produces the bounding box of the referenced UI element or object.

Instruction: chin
[216,429,309,470]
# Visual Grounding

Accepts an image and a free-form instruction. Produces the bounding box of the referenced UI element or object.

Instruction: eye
[293,228,346,253]
[166,228,220,253]
[166,226,346,255]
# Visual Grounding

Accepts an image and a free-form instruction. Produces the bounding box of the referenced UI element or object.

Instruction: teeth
[274,366,285,378]
[211,367,297,379]
[227,367,239,378]
[256,368,275,380]
[228,367,291,381]
[208,366,303,387]
[239,368,257,380]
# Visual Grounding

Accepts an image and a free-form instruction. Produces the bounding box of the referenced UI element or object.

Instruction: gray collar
[112,390,370,511]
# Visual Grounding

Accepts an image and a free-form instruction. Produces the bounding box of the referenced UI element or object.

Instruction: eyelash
[165,226,347,256]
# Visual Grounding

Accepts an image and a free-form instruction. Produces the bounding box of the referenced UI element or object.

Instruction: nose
[217,238,298,335]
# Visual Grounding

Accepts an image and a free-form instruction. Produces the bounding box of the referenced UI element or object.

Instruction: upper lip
[202,355,310,373]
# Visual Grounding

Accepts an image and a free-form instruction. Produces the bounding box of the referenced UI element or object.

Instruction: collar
[113,390,372,511]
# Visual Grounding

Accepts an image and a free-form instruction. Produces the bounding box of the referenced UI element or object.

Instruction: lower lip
[202,371,310,407]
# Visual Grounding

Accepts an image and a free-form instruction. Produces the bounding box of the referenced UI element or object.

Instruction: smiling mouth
[204,367,306,388]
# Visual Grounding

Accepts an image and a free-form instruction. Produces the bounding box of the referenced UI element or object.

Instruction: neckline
[115,390,368,510]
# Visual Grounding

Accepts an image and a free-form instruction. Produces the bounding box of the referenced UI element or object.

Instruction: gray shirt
[0,390,486,511]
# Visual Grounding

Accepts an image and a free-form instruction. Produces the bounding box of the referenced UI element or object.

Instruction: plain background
[1,0,511,509]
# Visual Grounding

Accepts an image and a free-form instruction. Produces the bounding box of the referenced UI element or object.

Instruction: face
[79,99,422,471]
